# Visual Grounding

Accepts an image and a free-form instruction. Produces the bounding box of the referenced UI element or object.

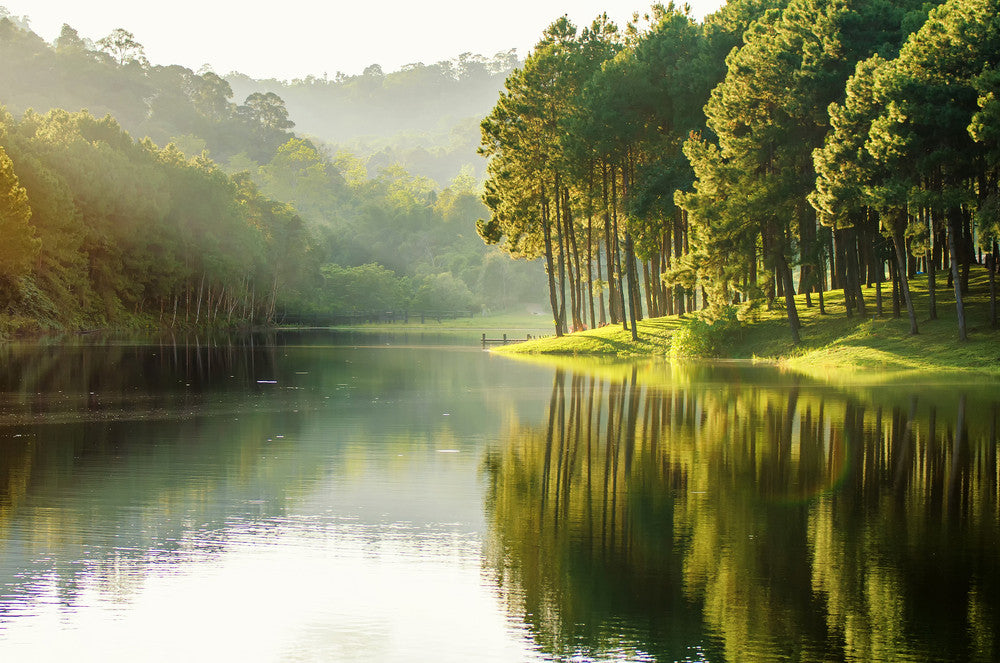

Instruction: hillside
[0,15,546,333]
[227,51,518,185]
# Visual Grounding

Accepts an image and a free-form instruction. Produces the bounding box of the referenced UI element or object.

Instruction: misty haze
[0,1,998,662]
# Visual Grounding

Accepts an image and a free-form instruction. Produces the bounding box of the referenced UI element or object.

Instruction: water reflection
[0,332,553,662]
[483,364,1000,662]
[1,334,998,661]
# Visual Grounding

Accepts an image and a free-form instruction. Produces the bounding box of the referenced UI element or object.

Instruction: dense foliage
[480,0,1000,342]
[0,108,311,329]
[0,12,543,331]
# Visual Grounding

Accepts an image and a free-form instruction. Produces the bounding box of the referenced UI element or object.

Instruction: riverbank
[493,268,1000,378]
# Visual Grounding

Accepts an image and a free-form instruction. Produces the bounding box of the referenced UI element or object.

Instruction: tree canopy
[479,0,1000,341]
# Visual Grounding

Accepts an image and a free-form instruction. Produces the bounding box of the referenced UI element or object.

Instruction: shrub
[670,306,745,359]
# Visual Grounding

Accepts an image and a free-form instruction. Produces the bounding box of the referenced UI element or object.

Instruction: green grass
[494,267,1000,378]
[492,315,681,357]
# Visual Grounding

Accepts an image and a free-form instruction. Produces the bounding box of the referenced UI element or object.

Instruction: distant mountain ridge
[226,51,520,185]
[227,52,517,142]
[0,8,518,185]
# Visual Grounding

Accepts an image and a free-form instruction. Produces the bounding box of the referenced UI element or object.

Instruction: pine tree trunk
[850,223,867,316]
[891,223,918,335]
[829,230,840,290]
[927,246,937,321]
[554,179,568,334]
[948,207,968,341]
[890,258,901,318]
[988,246,997,330]
[624,232,639,341]
[564,188,584,331]
[664,226,674,315]
[835,227,853,316]
[541,193,562,338]
[596,244,607,326]
[674,209,685,315]
[602,165,619,324]
[778,252,800,344]
[961,208,973,294]
[642,261,654,318]
[611,172,628,332]
[586,192,596,330]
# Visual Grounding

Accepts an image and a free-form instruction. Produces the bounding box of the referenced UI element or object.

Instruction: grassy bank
[494,268,1000,377]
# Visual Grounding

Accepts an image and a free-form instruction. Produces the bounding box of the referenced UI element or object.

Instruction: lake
[0,330,996,662]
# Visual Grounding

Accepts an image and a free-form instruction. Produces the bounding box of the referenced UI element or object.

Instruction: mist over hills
[227,51,519,185]
[0,5,518,187]
[0,10,545,330]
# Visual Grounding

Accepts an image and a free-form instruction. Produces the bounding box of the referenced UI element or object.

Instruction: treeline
[480,0,1000,341]
[229,51,518,141]
[248,138,542,318]
[228,52,520,186]
[0,109,541,331]
[0,109,313,329]
[0,16,296,163]
[0,11,545,330]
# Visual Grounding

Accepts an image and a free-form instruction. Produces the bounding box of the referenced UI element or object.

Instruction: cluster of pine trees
[480,0,1000,341]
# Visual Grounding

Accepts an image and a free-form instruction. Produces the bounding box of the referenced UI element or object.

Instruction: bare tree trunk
[778,253,800,344]
[948,206,968,341]
[195,273,205,324]
[890,214,918,335]
[611,166,628,332]
[541,190,563,338]
[624,233,639,341]
[554,175,568,333]
[989,244,997,330]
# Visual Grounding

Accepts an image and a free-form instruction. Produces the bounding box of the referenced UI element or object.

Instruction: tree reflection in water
[483,364,1000,662]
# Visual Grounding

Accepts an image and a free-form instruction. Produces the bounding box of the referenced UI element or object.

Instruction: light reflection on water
[1,525,512,661]
[0,332,997,662]
[0,331,554,662]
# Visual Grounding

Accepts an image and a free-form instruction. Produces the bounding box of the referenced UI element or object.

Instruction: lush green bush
[670,306,745,359]
[318,263,410,314]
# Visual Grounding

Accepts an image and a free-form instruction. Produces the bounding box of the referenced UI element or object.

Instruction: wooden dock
[481,333,534,347]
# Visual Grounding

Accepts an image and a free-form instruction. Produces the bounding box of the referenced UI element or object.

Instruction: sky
[1,1,725,80]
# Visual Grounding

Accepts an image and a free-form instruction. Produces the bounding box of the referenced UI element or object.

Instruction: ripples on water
[0,331,997,662]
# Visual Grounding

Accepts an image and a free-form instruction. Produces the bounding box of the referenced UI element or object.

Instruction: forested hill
[0,8,517,186]
[0,9,545,335]
[228,52,518,142]
[227,52,519,185]
[0,16,294,164]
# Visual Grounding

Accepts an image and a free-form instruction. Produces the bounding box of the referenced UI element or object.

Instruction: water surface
[0,331,996,661]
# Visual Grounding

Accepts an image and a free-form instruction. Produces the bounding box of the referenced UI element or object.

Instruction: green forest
[480,0,1000,343]
[0,9,540,333]
[3,0,1000,342]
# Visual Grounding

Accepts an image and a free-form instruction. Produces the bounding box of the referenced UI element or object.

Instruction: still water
[0,331,997,662]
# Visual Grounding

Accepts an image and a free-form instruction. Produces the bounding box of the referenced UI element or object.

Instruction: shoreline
[490,269,1000,380]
